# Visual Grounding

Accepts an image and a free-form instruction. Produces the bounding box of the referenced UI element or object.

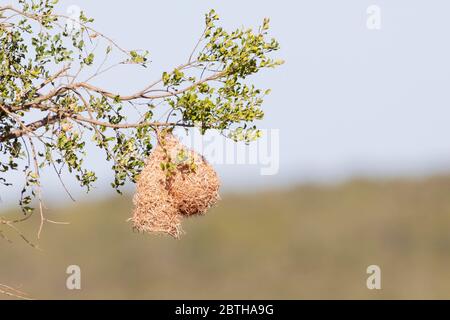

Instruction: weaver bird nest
[130,133,220,238]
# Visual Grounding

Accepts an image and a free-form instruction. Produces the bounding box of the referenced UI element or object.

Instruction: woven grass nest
[130,133,220,239]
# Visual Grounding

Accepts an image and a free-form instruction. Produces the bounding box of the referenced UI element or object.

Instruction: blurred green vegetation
[2,176,450,299]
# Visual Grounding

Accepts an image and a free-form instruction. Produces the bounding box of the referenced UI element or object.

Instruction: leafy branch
[0,0,282,243]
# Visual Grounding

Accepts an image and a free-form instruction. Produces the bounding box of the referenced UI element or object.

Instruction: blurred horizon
[3,174,450,299]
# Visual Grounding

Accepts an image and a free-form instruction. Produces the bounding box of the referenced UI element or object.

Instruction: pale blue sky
[2,0,450,205]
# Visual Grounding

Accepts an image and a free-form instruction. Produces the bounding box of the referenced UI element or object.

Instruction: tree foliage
[0,0,282,238]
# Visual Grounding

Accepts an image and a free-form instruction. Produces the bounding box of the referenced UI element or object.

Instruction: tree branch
[0,113,60,143]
